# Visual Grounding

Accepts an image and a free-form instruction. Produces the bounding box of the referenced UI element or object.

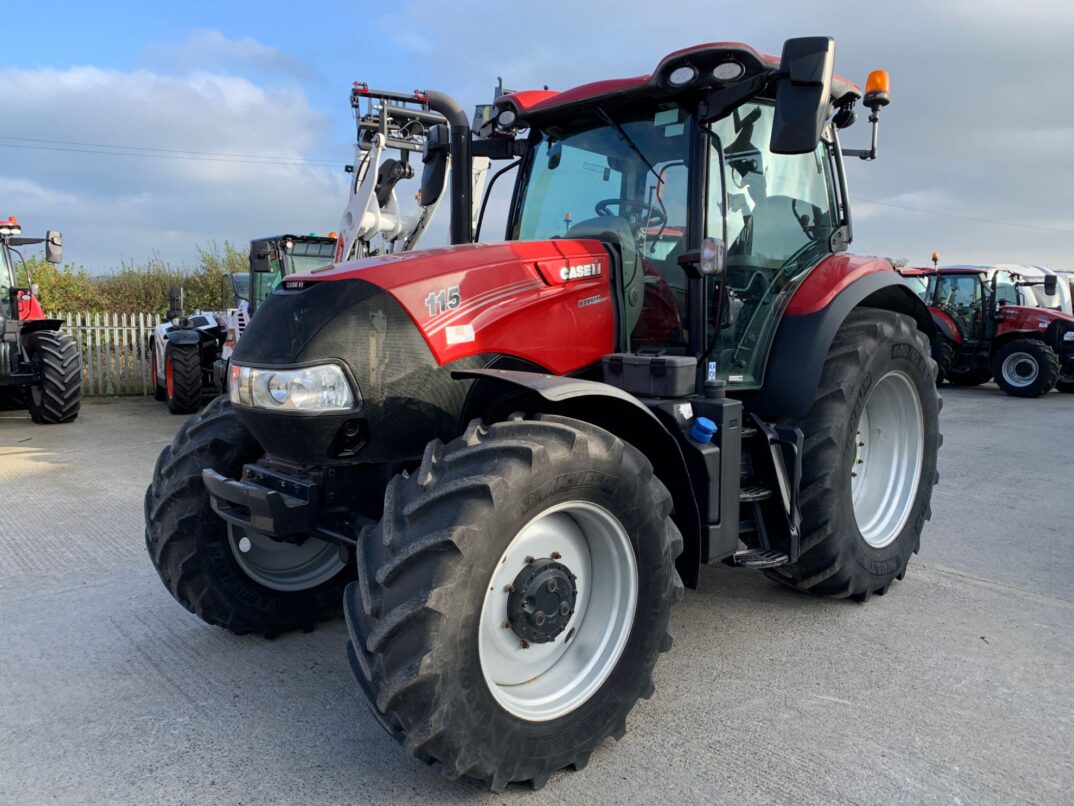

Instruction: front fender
[743,270,935,420]
[453,368,702,588]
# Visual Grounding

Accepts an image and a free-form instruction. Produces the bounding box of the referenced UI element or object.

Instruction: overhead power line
[852,196,1074,235]
[0,135,343,167]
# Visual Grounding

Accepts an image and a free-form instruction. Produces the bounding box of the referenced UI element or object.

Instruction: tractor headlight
[228,363,358,412]
[1063,331,1074,342]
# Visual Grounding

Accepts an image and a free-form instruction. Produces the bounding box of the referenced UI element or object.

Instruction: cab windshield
[0,245,11,318]
[514,106,694,350]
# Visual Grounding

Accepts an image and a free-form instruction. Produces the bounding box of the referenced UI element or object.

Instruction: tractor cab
[450,40,889,389]
[247,233,337,313]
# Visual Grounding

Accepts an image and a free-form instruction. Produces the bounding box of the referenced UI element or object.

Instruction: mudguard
[453,368,702,587]
[17,319,65,335]
[165,329,202,346]
[743,270,935,420]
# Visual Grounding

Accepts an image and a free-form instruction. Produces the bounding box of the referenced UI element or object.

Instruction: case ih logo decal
[560,261,602,281]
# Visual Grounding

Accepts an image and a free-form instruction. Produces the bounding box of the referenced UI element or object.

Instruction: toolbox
[601,351,697,397]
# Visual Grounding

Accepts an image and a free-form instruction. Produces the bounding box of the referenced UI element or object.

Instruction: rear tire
[765,308,941,601]
[992,339,1058,398]
[28,331,81,424]
[932,337,955,386]
[345,415,683,791]
[144,396,354,636]
[1057,368,1074,393]
[164,341,203,414]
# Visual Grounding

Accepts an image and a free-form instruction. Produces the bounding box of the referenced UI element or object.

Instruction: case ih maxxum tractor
[146,38,942,790]
[903,265,1074,397]
[0,217,81,423]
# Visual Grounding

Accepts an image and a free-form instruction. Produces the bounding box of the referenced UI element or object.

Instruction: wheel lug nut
[559,602,570,616]
[525,556,535,564]
[551,551,561,560]
[534,611,546,626]
[858,441,865,447]
[856,458,863,464]
[520,640,529,649]
[504,584,515,593]
[503,619,512,629]
[851,471,858,478]
[546,579,557,593]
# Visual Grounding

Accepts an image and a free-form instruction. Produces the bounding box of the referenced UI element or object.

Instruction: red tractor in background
[0,217,82,423]
[902,265,1074,396]
[146,38,942,790]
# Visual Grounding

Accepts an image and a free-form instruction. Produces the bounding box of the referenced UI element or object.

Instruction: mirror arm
[841,109,881,161]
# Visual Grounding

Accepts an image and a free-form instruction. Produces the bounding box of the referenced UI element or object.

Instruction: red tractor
[902,265,1074,396]
[0,217,82,423]
[146,38,941,790]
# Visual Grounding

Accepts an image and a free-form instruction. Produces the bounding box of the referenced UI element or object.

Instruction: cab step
[727,549,789,569]
[740,485,772,503]
[740,426,758,439]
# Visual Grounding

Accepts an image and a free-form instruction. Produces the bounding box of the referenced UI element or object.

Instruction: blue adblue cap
[690,416,717,443]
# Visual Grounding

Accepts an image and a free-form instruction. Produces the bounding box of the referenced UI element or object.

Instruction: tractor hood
[278,240,617,373]
[229,240,617,465]
[998,305,1074,328]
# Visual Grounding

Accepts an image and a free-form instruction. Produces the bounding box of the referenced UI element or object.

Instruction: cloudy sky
[1,0,1071,272]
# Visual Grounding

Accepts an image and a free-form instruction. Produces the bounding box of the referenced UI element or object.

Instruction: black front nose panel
[231,279,487,465]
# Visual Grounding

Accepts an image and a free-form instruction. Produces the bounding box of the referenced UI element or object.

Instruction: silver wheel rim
[227,524,344,592]
[478,501,638,722]
[1001,352,1039,388]
[851,371,925,549]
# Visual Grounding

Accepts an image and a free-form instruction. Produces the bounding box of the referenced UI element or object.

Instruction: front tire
[28,331,81,424]
[992,339,1059,398]
[345,415,683,791]
[1057,366,1074,393]
[946,367,991,387]
[144,396,354,635]
[766,308,941,601]
[164,341,203,414]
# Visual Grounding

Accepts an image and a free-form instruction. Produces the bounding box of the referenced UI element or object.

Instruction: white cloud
[0,63,348,271]
[144,28,323,82]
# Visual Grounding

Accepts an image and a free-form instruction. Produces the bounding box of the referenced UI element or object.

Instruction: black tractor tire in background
[932,337,955,386]
[144,396,354,636]
[27,331,82,424]
[164,341,203,414]
[345,415,684,791]
[946,368,992,387]
[1056,367,1074,393]
[0,386,28,411]
[991,339,1059,398]
[151,343,166,401]
[765,308,941,601]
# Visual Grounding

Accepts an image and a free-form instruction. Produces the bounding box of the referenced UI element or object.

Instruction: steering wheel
[594,198,667,230]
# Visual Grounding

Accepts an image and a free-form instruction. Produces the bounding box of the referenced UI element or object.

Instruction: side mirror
[1044,274,1058,296]
[770,37,835,155]
[45,230,62,264]
[249,239,274,273]
[419,123,450,206]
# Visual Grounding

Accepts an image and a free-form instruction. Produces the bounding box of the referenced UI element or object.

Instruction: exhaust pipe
[424,91,472,245]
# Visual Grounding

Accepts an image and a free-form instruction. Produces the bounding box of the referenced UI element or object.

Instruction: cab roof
[499,42,862,123]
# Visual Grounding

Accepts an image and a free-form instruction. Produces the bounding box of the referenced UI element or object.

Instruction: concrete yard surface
[1,388,1072,804]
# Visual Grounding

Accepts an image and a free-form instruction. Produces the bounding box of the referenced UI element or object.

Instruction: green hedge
[15,242,248,316]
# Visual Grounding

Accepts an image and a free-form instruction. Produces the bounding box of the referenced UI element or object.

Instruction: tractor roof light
[668,65,698,87]
[864,69,890,110]
[0,216,21,236]
[496,107,518,130]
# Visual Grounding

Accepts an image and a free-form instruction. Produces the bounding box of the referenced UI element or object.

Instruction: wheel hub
[507,559,577,644]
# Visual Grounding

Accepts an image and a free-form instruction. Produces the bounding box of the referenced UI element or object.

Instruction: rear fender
[453,368,702,588]
[17,319,65,336]
[744,272,935,420]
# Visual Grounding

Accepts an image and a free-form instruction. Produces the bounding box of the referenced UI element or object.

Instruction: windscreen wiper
[596,107,662,188]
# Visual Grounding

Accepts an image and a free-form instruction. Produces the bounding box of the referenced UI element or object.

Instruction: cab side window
[994,272,1018,306]
[935,275,982,338]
